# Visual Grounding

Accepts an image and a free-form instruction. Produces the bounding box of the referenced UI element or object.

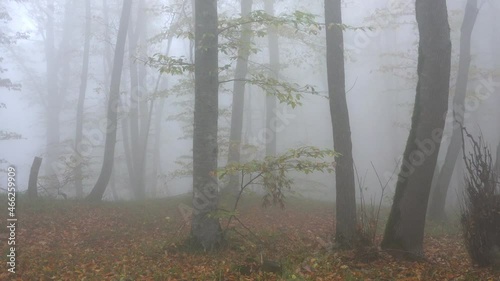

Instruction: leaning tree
[381,0,452,258]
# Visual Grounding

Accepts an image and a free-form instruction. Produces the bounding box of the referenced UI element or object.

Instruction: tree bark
[325,0,357,248]
[264,0,278,157]
[226,0,253,193]
[87,0,132,201]
[74,0,91,198]
[191,0,222,251]
[381,0,451,259]
[28,157,43,199]
[427,0,478,221]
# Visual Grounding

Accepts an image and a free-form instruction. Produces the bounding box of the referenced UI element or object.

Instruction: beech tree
[427,0,479,221]
[122,0,153,199]
[74,0,91,198]
[191,0,222,250]
[381,0,451,258]
[87,0,133,201]
[325,0,357,247]
[225,0,253,194]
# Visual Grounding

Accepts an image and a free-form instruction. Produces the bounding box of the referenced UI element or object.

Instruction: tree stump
[28,157,42,199]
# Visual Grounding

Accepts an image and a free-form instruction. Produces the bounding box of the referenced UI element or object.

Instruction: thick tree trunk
[325,0,357,248]
[264,0,278,157]
[87,0,132,201]
[381,0,451,259]
[226,0,253,193]
[191,0,222,251]
[74,0,91,198]
[428,0,478,221]
[28,157,43,199]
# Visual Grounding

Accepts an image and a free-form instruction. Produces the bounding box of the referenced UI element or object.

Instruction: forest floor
[0,194,498,280]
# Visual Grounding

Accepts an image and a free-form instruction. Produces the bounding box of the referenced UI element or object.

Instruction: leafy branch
[213,146,337,247]
[218,146,337,211]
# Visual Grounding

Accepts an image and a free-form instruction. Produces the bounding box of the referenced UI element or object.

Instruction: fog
[1,0,499,207]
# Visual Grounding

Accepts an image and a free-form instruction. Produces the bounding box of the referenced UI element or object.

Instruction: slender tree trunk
[243,84,254,161]
[87,0,133,201]
[109,168,118,201]
[325,0,357,248]
[150,36,173,196]
[28,157,43,199]
[126,24,140,194]
[151,98,165,197]
[191,0,222,251]
[121,116,135,191]
[74,0,91,198]
[44,0,59,187]
[45,0,73,190]
[102,0,113,76]
[495,141,500,176]
[226,0,253,193]
[381,0,451,259]
[124,0,149,199]
[264,0,278,157]
[427,0,478,221]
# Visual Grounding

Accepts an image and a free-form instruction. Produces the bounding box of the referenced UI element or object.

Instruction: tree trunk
[226,0,253,193]
[74,0,91,198]
[381,0,451,259]
[43,0,75,193]
[126,18,141,196]
[264,0,278,157]
[427,0,478,222]
[43,0,59,188]
[87,0,132,201]
[150,36,173,196]
[495,141,500,176]
[102,0,113,75]
[28,157,43,199]
[124,0,149,199]
[121,116,135,192]
[150,98,165,197]
[325,0,357,248]
[243,84,254,161]
[191,0,222,251]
